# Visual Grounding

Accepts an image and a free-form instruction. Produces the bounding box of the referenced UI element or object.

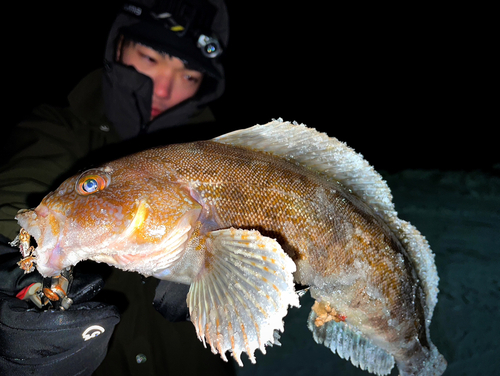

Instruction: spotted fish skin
[15,121,446,375]
[143,140,434,374]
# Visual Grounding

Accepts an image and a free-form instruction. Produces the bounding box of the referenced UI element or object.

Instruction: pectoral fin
[187,228,299,366]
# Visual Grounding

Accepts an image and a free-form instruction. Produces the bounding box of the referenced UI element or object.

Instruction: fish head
[16,158,201,278]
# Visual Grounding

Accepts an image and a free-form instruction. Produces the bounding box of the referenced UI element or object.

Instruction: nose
[152,69,174,99]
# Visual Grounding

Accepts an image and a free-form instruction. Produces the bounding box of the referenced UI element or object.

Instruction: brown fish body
[136,140,429,371]
[15,121,445,375]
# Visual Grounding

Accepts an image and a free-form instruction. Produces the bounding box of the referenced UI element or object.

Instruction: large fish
[15,120,446,375]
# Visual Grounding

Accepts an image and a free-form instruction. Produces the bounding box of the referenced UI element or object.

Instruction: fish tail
[308,300,447,376]
[396,342,447,376]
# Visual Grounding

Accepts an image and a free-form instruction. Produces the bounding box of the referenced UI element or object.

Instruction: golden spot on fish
[240,323,251,358]
[48,213,60,239]
[205,323,211,344]
[228,322,235,351]
[257,303,267,317]
[204,251,216,272]
[254,322,261,346]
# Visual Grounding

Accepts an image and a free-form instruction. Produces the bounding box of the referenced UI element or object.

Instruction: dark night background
[5,1,499,376]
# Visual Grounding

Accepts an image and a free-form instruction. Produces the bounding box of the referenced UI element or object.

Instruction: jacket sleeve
[0,105,94,240]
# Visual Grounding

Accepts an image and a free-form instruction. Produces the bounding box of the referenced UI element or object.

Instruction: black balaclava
[102,0,229,140]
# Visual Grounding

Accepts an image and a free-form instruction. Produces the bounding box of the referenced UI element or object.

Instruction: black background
[5,1,496,172]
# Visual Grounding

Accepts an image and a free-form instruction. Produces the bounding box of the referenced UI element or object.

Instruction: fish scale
[148,140,428,371]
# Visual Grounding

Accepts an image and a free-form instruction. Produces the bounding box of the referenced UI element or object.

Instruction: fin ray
[308,305,395,376]
[187,228,299,366]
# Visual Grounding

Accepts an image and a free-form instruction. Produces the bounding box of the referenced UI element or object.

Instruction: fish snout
[16,204,48,221]
[15,207,46,241]
[15,206,67,277]
[16,208,37,225]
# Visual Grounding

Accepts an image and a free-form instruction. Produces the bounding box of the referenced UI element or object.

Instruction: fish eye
[83,179,98,192]
[76,174,108,196]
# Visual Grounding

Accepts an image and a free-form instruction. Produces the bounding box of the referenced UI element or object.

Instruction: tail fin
[396,343,447,376]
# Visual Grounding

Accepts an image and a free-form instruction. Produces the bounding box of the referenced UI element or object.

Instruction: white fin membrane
[214,119,439,321]
[187,228,299,366]
[308,309,395,376]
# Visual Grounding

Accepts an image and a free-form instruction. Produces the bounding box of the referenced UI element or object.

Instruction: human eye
[136,45,159,64]
[139,51,157,64]
[184,74,198,83]
[183,71,203,85]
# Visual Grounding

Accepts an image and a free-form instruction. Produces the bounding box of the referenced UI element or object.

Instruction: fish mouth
[15,207,65,277]
[15,208,42,243]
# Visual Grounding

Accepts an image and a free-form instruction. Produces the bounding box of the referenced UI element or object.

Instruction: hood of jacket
[102,0,229,140]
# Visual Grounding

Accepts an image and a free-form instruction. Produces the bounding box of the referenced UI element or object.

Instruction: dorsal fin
[213,119,439,320]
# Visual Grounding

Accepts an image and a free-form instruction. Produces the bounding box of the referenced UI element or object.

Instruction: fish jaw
[15,206,68,277]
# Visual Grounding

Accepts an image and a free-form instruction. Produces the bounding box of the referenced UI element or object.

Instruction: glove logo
[82,325,105,341]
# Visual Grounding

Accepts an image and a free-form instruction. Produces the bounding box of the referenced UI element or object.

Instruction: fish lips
[15,207,66,277]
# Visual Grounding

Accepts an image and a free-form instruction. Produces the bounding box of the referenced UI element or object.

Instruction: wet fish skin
[15,121,446,375]
[149,140,434,374]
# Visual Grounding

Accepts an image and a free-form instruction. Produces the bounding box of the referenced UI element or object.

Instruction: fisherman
[0,1,235,375]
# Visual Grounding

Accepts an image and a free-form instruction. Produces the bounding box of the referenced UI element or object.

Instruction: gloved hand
[153,280,190,322]
[0,240,120,376]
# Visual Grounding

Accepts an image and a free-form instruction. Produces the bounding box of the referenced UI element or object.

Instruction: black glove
[153,280,190,322]
[0,240,120,376]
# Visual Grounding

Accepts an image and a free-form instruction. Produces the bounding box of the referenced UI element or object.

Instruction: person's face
[117,40,204,120]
